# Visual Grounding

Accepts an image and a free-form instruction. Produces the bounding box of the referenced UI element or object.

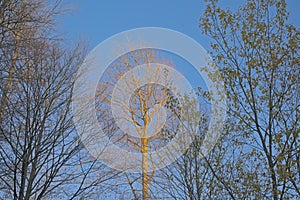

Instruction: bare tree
[96,47,180,199]
[0,0,115,199]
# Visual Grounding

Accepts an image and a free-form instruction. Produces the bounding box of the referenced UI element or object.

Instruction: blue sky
[57,0,300,110]
[58,0,209,48]
[58,0,299,50]
[57,0,300,97]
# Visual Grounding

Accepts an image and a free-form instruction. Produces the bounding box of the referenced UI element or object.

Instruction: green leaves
[199,0,300,198]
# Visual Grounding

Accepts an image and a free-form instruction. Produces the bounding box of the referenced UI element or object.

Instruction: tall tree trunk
[142,137,149,199]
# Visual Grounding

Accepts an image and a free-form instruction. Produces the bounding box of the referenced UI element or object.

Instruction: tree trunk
[142,137,149,200]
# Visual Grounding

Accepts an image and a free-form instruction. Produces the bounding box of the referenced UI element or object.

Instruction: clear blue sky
[56,0,300,106]
[56,0,299,95]
[58,0,299,50]
[58,0,209,48]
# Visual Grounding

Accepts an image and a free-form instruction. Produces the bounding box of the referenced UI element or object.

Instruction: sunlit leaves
[200,0,299,198]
